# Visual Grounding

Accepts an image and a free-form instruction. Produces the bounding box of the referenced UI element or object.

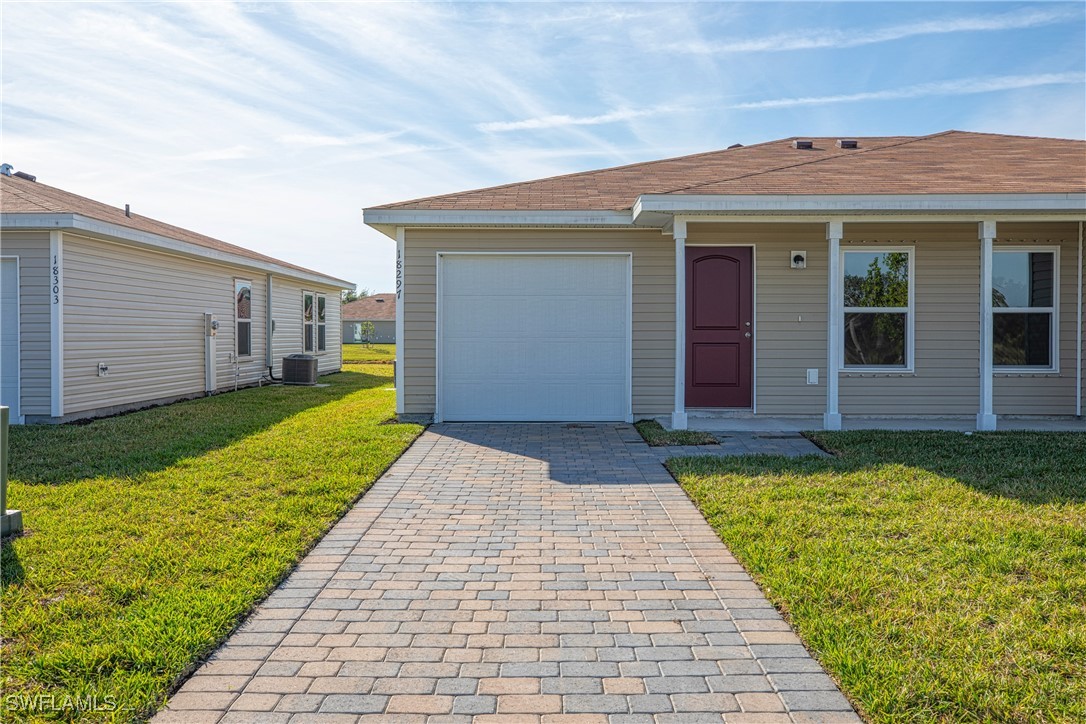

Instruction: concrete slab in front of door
[155,424,858,723]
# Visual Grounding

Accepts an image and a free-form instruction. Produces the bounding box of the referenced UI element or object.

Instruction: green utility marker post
[1,406,23,536]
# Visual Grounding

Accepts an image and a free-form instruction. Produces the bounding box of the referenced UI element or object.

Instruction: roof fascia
[1,212,353,289]
[633,193,1086,225]
[362,208,634,238]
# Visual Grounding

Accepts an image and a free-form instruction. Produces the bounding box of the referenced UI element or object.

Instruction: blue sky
[3,2,1084,293]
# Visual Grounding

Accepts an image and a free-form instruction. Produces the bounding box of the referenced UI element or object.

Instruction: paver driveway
[158,424,857,723]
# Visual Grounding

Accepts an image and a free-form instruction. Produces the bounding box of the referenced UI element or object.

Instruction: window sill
[994,370,1061,376]
[841,369,915,377]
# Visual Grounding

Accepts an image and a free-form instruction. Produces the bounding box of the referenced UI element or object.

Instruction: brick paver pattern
[157,424,858,723]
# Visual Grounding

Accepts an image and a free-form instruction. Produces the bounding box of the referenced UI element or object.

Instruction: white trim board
[49,231,63,418]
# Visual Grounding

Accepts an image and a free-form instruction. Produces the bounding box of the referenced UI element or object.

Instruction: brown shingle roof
[370,131,1086,212]
[341,294,397,321]
[1,174,348,283]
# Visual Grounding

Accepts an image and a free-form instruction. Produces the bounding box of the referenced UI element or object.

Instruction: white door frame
[435,251,634,423]
[1,256,21,423]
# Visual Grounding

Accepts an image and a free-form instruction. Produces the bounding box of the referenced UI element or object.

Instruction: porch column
[672,220,688,430]
[977,221,997,431]
[824,221,842,430]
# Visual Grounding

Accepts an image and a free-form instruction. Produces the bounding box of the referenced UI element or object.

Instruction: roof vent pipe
[0,164,12,177]
[728,143,743,149]
[125,204,131,218]
[792,139,814,150]
[836,139,859,149]
[13,171,36,182]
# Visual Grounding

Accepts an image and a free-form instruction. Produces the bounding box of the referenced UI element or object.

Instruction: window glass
[304,293,314,322]
[993,252,1054,308]
[237,322,252,357]
[844,313,907,367]
[994,313,1051,367]
[318,326,327,352]
[235,281,251,320]
[843,252,909,308]
[304,325,313,353]
[317,295,326,323]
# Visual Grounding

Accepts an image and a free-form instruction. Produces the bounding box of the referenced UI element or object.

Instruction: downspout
[1077,221,1083,418]
[265,273,281,382]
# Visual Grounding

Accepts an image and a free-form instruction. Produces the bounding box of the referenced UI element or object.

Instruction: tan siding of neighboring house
[62,233,270,414]
[993,222,1081,417]
[402,228,675,417]
[1,230,52,416]
[270,278,342,378]
[687,222,828,416]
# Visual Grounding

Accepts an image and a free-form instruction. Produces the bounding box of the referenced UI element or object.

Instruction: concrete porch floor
[658,414,1086,433]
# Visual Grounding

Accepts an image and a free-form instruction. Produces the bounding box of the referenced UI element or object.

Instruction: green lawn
[670,431,1086,722]
[1,366,422,722]
[342,343,395,364]
[634,419,718,447]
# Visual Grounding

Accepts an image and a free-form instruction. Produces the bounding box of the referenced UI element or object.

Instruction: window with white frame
[303,291,327,353]
[841,249,913,369]
[992,249,1057,369]
[317,294,327,352]
[235,279,252,357]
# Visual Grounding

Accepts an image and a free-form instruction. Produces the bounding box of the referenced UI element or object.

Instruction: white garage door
[1,259,19,420]
[439,254,630,422]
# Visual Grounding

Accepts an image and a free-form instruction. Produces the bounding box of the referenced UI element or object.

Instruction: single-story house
[0,170,351,424]
[342,293,396,343]
[363,131,1086,430]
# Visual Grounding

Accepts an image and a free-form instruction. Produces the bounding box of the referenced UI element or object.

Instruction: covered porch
[657,209,1085,432]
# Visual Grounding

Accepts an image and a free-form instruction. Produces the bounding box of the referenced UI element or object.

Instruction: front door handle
[744,332,751,338]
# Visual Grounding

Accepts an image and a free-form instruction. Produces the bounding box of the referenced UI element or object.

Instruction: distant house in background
[342,293,396,343]
[0,170,351,424]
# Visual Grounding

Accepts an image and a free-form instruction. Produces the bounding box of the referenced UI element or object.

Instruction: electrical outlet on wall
[806,368,818,385]
[97,362,109,377]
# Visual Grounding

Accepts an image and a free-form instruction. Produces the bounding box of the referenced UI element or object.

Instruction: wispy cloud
[667,7,1077,54]
[730,72,1086,110]
[477,106,679,133]
[277,131,407,148]
[171,145,254,161]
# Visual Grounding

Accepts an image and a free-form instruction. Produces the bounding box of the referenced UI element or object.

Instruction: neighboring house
[342,293,396,343]
[363,131,1086,430]
[0,171,351,424]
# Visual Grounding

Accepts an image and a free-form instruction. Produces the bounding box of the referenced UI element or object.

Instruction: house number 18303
[52,254,61,304]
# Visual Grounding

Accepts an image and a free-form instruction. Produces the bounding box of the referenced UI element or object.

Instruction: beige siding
[63,233,270,413]
[270,278,342,378]
[402,228,675,417]
[402,221,1083,421]
[993,222,1081,416]
[62,234,342,416]
[1,231,52,416]
[687,223,827,415]
[838,224,981,416]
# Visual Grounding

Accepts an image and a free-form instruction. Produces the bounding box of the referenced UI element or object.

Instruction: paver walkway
[157,424,857,723]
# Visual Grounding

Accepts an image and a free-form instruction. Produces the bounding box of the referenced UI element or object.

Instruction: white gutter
[362,209,635,238]
[1077,221,1083,418]
[1,212,353,289]
[633,192,1086,218]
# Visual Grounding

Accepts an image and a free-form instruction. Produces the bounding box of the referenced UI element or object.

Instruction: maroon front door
[686,247,753,408]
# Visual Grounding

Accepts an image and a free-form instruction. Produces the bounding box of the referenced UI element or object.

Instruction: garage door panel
[1,259,19,419]
[443,296,627,339]
[440,254,629,421]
